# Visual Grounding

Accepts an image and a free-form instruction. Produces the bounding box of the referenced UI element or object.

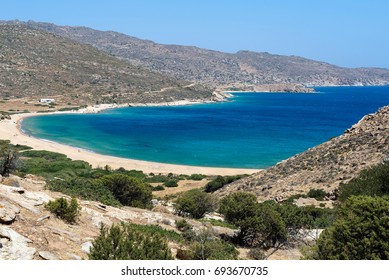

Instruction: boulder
[0,200,20,223]
[39,251,59,260]
[81,241,93,254]
[0,226,36,260]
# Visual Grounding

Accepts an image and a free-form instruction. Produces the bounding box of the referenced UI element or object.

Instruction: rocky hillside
[0,174,235,260]
[15,20,389,88]
[0,23,212,105]
[216,106,389,201]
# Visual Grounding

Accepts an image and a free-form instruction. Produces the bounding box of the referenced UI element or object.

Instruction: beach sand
[0,110,259,176]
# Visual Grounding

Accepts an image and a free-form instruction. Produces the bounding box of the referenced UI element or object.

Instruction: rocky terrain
[0,174,236,260]
[216,106,389,201]
[0,23,212,106]
[13,20,389,88]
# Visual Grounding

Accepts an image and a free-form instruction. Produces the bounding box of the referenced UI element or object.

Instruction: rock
[0,200,20,223]
[36,215,50,222]
[81,241,93,254]
[67,253,82,260]
[39,251,59,260]
[1,177,20,188]
[0,226,36,260]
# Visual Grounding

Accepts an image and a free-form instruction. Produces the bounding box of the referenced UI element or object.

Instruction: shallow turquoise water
[22,86,389,168]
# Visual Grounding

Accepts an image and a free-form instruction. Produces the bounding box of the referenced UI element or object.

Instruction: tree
[88,223,173,260]
[174,189,217,219]
[0,141,19,176]
[311,196,389,260]
[219,192,287,247]
[100,173,152,208]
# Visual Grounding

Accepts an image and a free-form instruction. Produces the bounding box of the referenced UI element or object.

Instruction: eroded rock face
[0,226,36,260]
[0,200,20,223]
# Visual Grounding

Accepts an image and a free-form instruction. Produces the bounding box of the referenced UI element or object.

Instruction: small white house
[39,98,55,103]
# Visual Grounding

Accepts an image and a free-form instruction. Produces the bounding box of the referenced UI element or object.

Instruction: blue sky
[1,0,388,68]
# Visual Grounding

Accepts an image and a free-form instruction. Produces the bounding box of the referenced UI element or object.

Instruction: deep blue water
[21,86,389,168]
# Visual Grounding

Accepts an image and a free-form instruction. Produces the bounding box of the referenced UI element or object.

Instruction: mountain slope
[0,23,212,104]
[18,20,389,88]
[215,106,389,201]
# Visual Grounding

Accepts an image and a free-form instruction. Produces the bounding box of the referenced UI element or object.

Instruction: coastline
[1,104,259,176]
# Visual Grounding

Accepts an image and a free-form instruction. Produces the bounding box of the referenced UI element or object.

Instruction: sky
[1,0,388,68]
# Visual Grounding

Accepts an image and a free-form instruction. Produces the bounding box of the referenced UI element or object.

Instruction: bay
[21,86,389,168]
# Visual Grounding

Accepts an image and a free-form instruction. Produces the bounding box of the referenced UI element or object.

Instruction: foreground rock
[0,200,20,223]
[217,106,389,201]
[0,226,36,259]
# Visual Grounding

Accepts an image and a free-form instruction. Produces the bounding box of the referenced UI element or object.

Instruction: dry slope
[0,23,212,105]
[216,106,389,201]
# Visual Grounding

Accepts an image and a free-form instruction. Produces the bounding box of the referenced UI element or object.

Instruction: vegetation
[45,197,80,224]
[198,218,238,229]
[306,196,389,260]
[307,189,327,201]
[175,219,193,232]
[174,189,217,219]
[88,223,174,260]
[164,179,178,188]
[0,140,20,177]
[338,162,389,201]
[205,175,247,193]
[100,174,152,209]
[48,177,120,207]
[219,192,334,248]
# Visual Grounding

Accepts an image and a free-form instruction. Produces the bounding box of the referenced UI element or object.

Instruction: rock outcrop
[216,106,389,201]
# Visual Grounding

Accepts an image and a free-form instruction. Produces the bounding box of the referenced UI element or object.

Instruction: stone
[39,251,59,260]
[0,226,36,260]
[81,241,93,254]
[0,200,20,223]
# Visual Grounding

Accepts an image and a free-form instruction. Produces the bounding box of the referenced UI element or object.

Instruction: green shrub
[309,196,389,260]
[188,174,207,181]
[205,175,247,192]
[338,162,389,201]
[100,174,152,209]
[175,219,193,232]
[45,197,80,224]
[307,189,327,201]
[0,141,20,176]
[47,177,120,206]
[152,185,165,191]
[164,179,178,188]
[186,230,239,260]
[88,223,174,260]
[174,189,217,219]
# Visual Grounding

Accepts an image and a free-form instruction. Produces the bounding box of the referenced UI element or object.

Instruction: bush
[45,197,80,224]
[152,185,165,191]
[47,177,120,206]
[310,196,389,260]
[164,179,178,188]
[188,174,207,181]
[182,230,239,260]
[174,189,217,219]
[338,162,389,201]
[88,223,174,260]
[175,219,193,232]
[307,189,327,201]
[205,175,247,193]
[100,174,152,209]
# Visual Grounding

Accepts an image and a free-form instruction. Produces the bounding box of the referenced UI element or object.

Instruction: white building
[39,98,55,103]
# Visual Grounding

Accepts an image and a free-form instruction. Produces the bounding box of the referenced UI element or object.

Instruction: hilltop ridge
[11,20,389,89]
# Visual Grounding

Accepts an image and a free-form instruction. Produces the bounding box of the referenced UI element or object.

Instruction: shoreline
[1,104,260,176]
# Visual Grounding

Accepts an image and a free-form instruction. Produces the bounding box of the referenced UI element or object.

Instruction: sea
[21,86,389,169]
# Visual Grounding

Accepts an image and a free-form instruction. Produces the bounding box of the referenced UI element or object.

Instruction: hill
[0,23,212,106]
[216,106,389,201]
[15,20,389,88]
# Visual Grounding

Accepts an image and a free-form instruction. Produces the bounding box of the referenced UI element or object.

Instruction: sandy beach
[0,107,259,176]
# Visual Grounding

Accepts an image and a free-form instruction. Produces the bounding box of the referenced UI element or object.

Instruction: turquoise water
[22,86,389,168]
